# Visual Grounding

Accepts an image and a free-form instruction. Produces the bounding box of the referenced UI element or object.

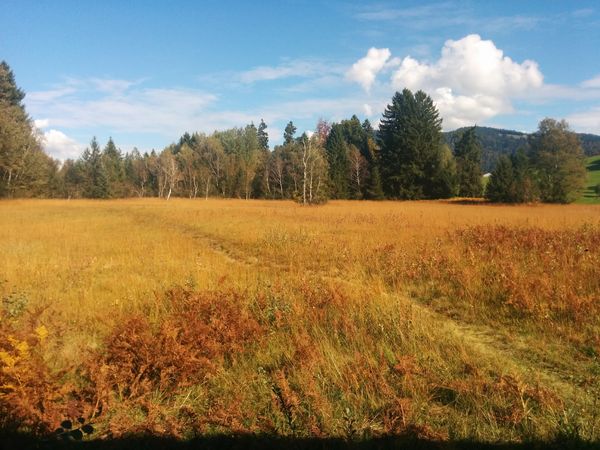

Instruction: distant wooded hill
[444,126,600,172]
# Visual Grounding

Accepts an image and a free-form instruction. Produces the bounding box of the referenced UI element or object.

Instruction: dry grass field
[1,198,599,446]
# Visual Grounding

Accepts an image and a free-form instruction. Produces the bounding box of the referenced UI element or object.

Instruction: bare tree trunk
[265,164,271,196]
[6,169,12,195]
[309,166,313,203]
[302,143,308,205]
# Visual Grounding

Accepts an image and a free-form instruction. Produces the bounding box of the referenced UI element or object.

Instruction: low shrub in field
[86,288,263,435]
[0,309,93,434]
[1,289,263,437]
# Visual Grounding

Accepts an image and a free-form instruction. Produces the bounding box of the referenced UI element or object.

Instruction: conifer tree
[83,137,110,198]
[283,121,297,145]
[361,119,384,199]
[454,127,483,197]
[0,61,55,197]
[485,155,514,202]
[378,89,453,199]
[257,119,269,151]
[325,124,350,199]
[102,137,124,197]
[0,61,25,108]
[510,148,536,203]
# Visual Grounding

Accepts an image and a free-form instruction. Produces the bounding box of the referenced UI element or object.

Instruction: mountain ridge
[444,126,600,172]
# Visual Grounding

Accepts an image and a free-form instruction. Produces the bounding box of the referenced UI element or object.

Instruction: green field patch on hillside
[577,155,600,204]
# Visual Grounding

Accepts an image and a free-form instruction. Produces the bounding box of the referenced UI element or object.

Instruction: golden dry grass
[1,198,599,444]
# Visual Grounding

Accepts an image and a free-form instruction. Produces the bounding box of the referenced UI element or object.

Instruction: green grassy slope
[577,155,600,204]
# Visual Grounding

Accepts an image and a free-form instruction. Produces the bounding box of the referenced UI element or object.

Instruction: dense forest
[0,61,591,204]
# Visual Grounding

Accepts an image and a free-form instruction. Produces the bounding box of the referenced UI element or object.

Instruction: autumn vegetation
[1,199,599,446]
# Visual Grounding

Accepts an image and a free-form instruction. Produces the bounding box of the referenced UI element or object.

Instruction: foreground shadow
[2,433,598,450]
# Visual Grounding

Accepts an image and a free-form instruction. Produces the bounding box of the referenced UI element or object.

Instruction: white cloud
[42,129,84,160]
[91,78,143,94]
[388,34,544,128]
[27,86,77,103]
[363,103,373,116]
[392,35,543,96]
[26,79,218,136]
[355,4,543,32]
[582,75,600,89]
[346,47,391,92]
[34,118,50,129]
[238,60,342,84]
[566,107,600,134]
[355,3,454,21]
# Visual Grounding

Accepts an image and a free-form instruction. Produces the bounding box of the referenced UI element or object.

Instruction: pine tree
[485,155,514,202]
[83,137,110,198]
[378,89,451,199]
[325,124,349,198]
[0,61,25,108]
[102,137,124,197]
[257,119,269,151]
[363,134,384,199]
[361,119,384,199]
[454,127,483,197]
[510,148,536,203]
[284,121,297,145]
[0,61,55,197]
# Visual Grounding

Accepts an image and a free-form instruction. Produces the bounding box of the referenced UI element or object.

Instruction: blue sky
[1,0,600,159]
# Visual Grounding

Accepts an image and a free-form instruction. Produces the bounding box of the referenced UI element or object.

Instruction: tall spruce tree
[485,155,514,202]
[361,119,384,199]
[257,119,269,151]
[0,61,55,197]
[83,137,110,198]
[102,137,124,197]
[510,148,536,202]
[325,124,350,199]
[378,89,453,199]
[454,127,483,197]
[284,121,297,145]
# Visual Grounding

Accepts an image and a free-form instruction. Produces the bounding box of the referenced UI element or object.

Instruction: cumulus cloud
[363,103,373,116]
[388,34,544,128]
[346,47,391,92]
[42,129,84,160]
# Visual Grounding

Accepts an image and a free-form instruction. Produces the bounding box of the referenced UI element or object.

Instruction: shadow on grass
[586,158,600,172]
[441,198,487,205]
[1,432,598,450]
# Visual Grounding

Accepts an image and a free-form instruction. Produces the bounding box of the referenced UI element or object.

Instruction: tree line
[0,61,588,204]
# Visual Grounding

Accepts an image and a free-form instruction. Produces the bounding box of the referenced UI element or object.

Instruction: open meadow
[1,199,600,446]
